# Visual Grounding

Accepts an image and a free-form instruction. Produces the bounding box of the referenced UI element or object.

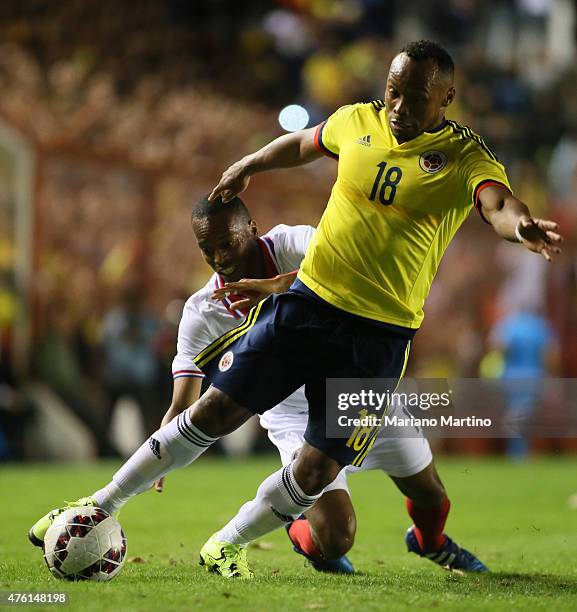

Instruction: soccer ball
[43,507,127,581]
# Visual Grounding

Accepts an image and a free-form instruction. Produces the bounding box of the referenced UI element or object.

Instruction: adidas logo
[356,134,371,147]
[149,436,162,460]
[270,506,294,523]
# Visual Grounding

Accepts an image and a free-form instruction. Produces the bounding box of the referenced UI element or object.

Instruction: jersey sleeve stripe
[447,120,498,161]
[173,372,205,379]
[313,122,339,161]
[262,235,276,258]
[259,236,279,276]
[473,179,511,224]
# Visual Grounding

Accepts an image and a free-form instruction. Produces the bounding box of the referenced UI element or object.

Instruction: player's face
[193,212,259,282]
[385,54,454,143]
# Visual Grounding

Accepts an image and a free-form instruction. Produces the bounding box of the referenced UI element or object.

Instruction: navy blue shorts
[194,279,415,466]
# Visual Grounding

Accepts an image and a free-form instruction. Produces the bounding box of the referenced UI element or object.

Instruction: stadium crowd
[0,0,576,459]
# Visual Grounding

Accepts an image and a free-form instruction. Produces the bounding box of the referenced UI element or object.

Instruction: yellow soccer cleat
[28,497,98,548]
[199,533,254,579]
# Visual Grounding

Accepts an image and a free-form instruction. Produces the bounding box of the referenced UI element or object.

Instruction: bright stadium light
[278,104,309,132]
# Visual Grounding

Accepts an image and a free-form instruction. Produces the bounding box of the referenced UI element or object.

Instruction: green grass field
[2,456,577,611]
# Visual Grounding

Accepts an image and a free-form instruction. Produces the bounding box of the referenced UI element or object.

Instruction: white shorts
[263,409,433,494]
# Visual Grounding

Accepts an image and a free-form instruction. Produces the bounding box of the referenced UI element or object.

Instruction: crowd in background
[0,1,574,180]
[1,0,576,459]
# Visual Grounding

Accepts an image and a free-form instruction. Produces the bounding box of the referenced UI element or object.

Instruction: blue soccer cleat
[405,526,489,572]
[285,518,355,574]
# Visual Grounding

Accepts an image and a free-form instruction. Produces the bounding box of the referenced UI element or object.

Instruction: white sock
[216,463,321,545]
[92,409,217,514]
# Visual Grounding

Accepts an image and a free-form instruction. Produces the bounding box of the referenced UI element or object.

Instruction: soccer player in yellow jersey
[199,40,561,575]
[29,41,562,578]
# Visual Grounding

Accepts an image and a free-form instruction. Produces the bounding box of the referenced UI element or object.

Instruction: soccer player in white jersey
[29,194,482,575]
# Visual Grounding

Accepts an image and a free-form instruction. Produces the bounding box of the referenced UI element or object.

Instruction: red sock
[406,497,450,553]
[287,518,322,560]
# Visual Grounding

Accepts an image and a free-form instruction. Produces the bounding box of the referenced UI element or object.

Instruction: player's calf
[390,462,447,509]
[392,462,451,551]
[305,490,356,559]
[286,489,356,574]
[313,521,354,560]
[286,516,355,574]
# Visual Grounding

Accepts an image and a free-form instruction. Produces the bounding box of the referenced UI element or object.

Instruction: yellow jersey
[298,101,511,329]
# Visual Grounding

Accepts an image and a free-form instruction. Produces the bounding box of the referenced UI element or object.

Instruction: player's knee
[294,465,335,496]
[293,446,343,496]
[188,387,253,438]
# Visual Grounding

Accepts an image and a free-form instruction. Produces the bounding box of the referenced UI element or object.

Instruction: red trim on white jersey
[260,236,279,275]
[215,274,243,319]
[173,369,205,379]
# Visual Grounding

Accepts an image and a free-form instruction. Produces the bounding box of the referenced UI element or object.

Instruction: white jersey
[173,223,431,486]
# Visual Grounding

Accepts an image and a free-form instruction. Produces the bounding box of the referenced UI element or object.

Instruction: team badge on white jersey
[419,150,447,174]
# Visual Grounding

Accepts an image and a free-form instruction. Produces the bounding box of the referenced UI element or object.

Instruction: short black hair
[192,194,251,223]
[400,40,454,77]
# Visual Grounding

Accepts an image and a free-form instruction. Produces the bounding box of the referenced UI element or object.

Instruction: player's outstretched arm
[153,376,203,492]
[211,271,298,310]
[478,185,563,262]
[209,127,322,203]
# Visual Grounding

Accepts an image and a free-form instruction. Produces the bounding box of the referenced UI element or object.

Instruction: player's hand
[154,477,165,493]
[208,161,251,203]
[212,273,296,310]
[517,217,563,262]
[211,277,276,310]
